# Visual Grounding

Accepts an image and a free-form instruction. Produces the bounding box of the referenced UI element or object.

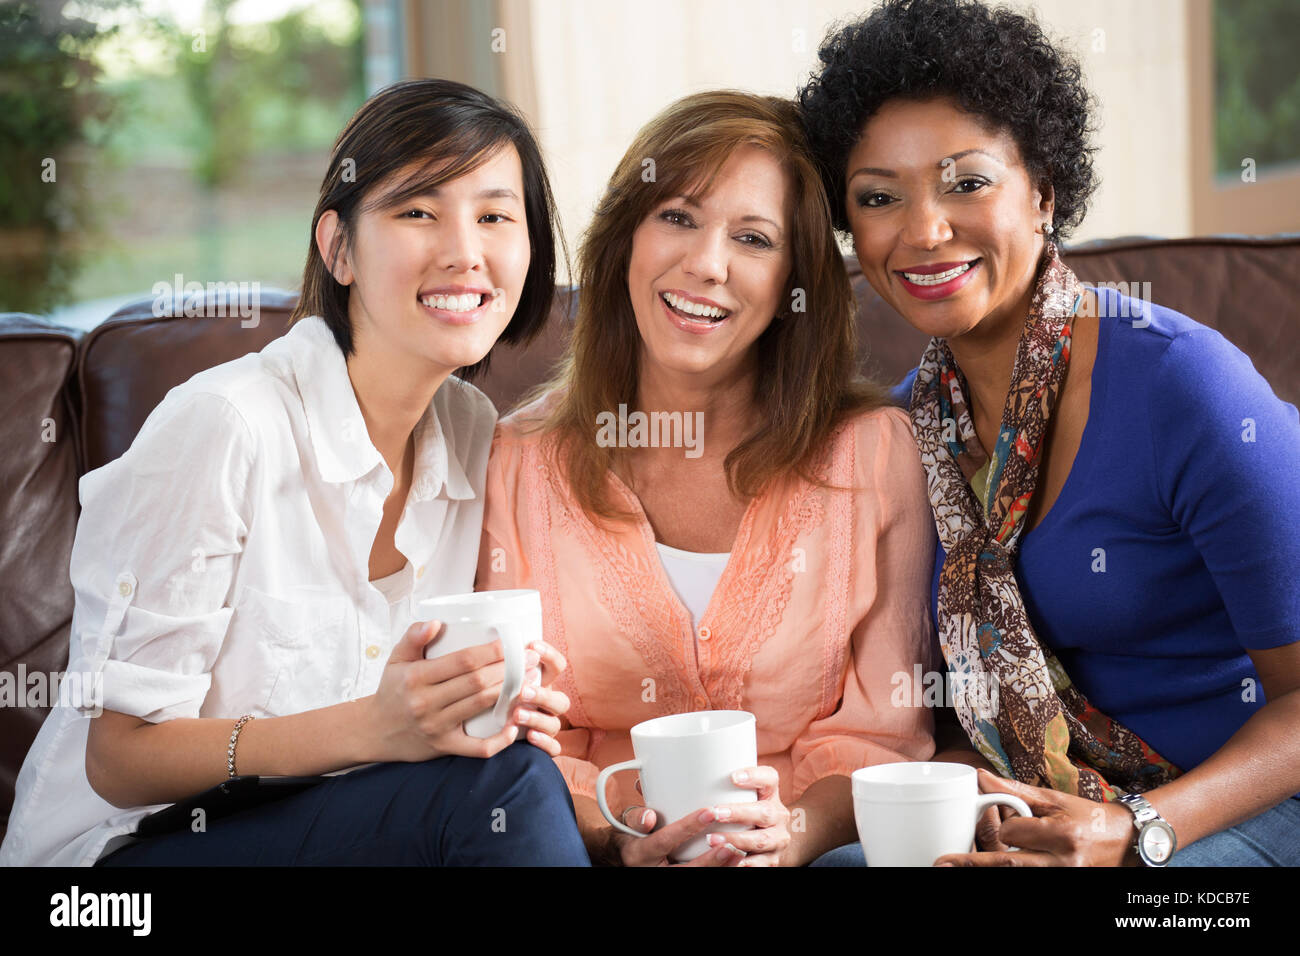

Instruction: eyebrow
[672,195,784,235]
[418,186,521,201]
[848,148,1004,180]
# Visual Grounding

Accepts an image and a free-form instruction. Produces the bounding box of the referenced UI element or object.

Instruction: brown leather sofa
[2,234,1297,849]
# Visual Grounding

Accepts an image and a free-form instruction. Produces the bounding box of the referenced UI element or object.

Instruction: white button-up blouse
[0,315,498,866]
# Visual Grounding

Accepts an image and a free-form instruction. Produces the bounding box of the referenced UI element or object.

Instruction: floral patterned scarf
[908,243,1180,801]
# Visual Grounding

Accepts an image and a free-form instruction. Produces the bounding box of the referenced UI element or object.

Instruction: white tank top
[371,563,414,635]
[655,542,729,627]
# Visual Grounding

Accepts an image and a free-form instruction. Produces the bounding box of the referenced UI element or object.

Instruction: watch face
[1141,823,1176,864]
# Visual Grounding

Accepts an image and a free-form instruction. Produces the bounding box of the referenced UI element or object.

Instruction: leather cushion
[0,315,82,834]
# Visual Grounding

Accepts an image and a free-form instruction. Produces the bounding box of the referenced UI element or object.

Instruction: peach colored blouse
[476,394,938,817]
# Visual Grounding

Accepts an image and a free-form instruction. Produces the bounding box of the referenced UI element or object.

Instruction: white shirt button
[416,565,426,578]
[365,645,380,660]
[697,625,711,641]
[117,580,132,598]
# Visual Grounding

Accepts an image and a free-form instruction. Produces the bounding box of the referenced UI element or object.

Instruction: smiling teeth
[662,291,729,320]
[421,292,483,312]
[902,263,974,285]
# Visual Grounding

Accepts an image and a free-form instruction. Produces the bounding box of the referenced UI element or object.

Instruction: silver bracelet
[227,714,255,778]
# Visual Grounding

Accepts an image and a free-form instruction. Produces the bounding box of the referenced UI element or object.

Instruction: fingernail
[525,649,540,668]
[712,806,731,821]
[697,808,716,824]
[724,843,745,859]
[521,684,536,700]
[936,862,955,867]
[640,810,653,828]
[516,710,532,726]
[708,833,725,847]
[732,770,749,784]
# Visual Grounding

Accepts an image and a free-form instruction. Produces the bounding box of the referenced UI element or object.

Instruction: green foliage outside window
[0,0,364,314]
[1215,0,1300,176]
[0,1,123,314]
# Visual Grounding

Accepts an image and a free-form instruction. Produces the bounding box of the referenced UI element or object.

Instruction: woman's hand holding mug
[365,619,521,762]
[707,765,792,866]
[611,764,791,866]
[606,804,747,867]
[595,711,768,865]
[364,588,571,763]
[511,639,569,756]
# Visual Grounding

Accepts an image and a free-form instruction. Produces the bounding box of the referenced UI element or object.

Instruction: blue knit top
[896,286,1300,773]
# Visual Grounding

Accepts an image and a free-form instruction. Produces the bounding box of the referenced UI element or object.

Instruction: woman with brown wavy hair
[477,90,940,866]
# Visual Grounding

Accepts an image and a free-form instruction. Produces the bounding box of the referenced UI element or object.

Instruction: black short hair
[798,0,1098,239]
[293,78,564,381]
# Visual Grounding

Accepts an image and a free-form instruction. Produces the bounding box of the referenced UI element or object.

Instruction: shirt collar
[284,316,475,500]
[409,393,476,501]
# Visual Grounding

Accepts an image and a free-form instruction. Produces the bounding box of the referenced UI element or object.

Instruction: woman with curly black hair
[799,0,1300,867]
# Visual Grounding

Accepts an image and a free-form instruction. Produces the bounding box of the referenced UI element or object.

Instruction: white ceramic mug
[595,710,757,862]
[851,762,1033,866]
[416,589,542,738]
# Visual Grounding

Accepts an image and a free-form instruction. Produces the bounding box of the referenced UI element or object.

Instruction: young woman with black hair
[1,79,588,867]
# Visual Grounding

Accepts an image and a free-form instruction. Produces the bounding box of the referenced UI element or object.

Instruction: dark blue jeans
[810,796,1300,867]
[97,742,590,866]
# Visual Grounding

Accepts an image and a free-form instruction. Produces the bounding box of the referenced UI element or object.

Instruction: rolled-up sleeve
[68,391,255,724]
[790,409,938,798]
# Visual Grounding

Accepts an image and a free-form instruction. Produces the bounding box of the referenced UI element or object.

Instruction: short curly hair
[798,0,1098,239]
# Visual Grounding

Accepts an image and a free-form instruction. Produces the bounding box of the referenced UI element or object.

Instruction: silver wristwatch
[1118,793,1177,866]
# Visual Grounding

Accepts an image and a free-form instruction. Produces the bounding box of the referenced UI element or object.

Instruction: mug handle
[595,760,645,838]
[974,792,1033,822]
[487,621,527,730]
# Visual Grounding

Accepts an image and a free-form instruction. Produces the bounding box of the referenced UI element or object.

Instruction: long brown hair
[292,78,563,381]
[534,90,886,522]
